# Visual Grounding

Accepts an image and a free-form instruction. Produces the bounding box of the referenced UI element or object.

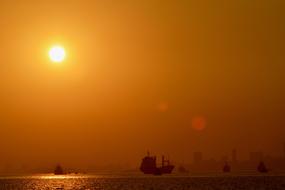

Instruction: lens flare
[192,116,206,131]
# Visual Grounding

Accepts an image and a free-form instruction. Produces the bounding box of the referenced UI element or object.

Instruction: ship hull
[159,165,175,174]
[140,165,175,175]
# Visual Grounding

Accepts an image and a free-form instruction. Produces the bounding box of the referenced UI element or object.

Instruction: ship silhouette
[140,152,174,175]
[54,164,64,175]
[223,162,231,173]
[257,161,268,173]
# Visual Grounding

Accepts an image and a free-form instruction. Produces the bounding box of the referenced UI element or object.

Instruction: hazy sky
[0,0,285,173]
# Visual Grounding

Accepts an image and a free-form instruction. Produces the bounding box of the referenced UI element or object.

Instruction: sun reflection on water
[35,174,97,179]
[38,175,72,179]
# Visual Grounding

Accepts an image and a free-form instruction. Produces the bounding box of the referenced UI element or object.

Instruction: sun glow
[49,45,66,63]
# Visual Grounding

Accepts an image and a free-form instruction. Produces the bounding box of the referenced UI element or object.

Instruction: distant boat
[257,161,268,173]
[223,162,231,173]
[140,152,175,175]
[54,164,64,175]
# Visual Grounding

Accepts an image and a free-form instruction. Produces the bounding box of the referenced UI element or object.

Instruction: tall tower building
[283,143,285,159]
[250,152,264,163]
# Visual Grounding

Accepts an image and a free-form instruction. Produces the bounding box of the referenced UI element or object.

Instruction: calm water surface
[0,174,285,190]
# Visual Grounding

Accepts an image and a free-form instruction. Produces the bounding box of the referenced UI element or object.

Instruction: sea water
[0,174,284,190]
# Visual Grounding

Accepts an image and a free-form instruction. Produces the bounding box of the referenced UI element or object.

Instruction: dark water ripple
[0,175,285,190]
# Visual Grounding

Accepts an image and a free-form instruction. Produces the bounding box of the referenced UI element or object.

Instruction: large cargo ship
[140,152,174,175]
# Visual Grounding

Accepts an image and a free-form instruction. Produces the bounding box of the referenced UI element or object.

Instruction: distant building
[250,152,264,163]
[283,143,285,159]
[221,155,228,162]
[188,144,285,173]
[232,149,237,163]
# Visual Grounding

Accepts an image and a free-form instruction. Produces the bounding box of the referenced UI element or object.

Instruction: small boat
[54,164,64,175]
[257,161,268,173]
[223,162,231,173]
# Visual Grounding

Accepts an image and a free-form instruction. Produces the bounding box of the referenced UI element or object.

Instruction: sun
[49,45,66,63]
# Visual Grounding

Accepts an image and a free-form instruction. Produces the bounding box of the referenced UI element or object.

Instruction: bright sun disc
[49,46,66,63]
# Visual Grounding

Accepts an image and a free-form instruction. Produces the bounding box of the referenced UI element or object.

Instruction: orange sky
[0,0,285,173]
